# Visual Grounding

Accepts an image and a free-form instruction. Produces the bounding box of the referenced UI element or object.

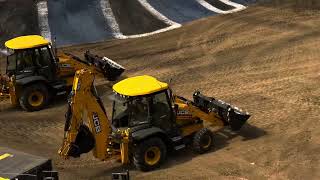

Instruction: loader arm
[175,91,250,131]
[58,51,125,82]
[175,97,225,127]
[58,69,113,161]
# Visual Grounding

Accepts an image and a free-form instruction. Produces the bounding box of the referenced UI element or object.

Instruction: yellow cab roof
[113,75,168,96]
[5,35,49,50]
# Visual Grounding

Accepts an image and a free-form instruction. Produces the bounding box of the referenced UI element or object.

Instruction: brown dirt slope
[0,0,39,49]
[1,1,320,179]
[109,0,168,35]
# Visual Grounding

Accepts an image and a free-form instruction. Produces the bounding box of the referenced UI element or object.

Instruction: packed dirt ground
[1,0,320,179]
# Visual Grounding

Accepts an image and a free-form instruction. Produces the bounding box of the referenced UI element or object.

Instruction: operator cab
[4,35,57,80]
[111,75,175,133]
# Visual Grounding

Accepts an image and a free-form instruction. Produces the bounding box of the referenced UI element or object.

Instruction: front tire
[192,128,214,154]
[19,83,49,111]
[133,137,167,171]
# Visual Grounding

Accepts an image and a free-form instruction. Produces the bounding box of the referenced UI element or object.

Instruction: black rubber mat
[0,147,53,180]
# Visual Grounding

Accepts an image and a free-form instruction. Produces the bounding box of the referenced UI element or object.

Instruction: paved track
[47,0,115,46]
[147,0,216,24]
[109,0,168,35]
[231,0,258,5]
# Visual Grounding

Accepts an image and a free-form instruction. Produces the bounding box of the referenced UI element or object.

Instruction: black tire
[192,128,214,154]
[133,137,167,171]
[19,83,49,112]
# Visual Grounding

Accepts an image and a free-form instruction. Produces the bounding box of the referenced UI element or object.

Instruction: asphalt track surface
[0,0,252,47]
[231,0,258,5]
[205,0,235,11]
[147,0,217,24]
[47,0,115,46]
[109,0,168,35]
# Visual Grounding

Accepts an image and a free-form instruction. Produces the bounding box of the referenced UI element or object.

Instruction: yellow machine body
[0,35,124,111]
[5,35,49,50]
[59,69,250,171]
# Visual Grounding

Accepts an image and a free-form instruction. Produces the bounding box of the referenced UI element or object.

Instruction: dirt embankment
[109,0,168,35]
[62,2,320,179]
[262,0,320,9]
[0,0,39,49]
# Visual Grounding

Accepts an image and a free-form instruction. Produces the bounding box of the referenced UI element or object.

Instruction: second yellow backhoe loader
[0,35,125,111]
[59,69,250,171]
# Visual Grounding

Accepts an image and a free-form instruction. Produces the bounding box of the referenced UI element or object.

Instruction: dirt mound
[0,0,39,48]
[61,3,320,179]
[109,0,168,35]
[262,0,320,9]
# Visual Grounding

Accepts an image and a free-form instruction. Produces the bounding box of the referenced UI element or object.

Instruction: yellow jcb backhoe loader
[0,35,125,111]
[59,69,250,171]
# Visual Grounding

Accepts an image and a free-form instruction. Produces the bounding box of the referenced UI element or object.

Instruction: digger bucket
[84,51,125,81]
[193,91,250,131]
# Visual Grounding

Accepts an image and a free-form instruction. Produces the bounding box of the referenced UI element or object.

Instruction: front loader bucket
[84,51,125,81]
[193,91,250,131]
[226,107,250,131]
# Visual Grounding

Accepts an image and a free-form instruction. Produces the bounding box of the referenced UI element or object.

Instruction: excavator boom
[61,51,125,81]
[59,69,112,160]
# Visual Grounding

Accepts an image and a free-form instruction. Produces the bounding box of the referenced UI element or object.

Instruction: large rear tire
[133,137,167,171]
[192,128,214,154]
[19,83,49,112]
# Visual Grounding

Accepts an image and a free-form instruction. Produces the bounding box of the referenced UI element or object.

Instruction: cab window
[129,97,150,126]
[112,98,129,127]
[38,47,51,66]
[16,50,34,71]
[7,54,16,71]
[151,91,172,131]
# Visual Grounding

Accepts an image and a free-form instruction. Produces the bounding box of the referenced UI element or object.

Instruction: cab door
[150,90,178,134]
[34,46,55,81]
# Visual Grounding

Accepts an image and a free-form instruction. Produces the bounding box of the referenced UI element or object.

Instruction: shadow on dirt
[0,80,119,113]
[89,164,135,180]
[90,124,267,178]
[94,123,266,177]
[0,102,20,113]
[160,123,266,170]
